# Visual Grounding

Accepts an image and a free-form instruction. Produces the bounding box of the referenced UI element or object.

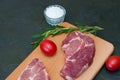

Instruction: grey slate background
[0,0,120,80]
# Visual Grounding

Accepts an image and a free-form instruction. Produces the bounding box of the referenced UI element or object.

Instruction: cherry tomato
[40,39,57,56]
[105,55,120,71]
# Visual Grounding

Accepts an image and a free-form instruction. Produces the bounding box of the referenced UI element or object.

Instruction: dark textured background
[0,0,120,80]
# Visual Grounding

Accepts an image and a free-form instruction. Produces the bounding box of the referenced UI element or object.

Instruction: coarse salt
[45,5,65,18]
[44,5,66,25]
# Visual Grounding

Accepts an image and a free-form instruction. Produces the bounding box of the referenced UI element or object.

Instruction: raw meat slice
[18,58,50,80]
[60,31,95,80]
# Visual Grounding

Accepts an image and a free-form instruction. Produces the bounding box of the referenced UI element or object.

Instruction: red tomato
[40,39,57,56]
[105,55,120,71]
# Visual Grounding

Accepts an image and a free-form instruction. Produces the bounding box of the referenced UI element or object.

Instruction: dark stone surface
[0,0,120,80]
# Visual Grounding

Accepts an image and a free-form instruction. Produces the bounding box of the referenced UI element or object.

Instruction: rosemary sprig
[31,23,103,48]
[75,22,103,35]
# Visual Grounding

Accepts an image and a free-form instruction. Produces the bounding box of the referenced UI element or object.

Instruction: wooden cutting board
[6,22,114,80]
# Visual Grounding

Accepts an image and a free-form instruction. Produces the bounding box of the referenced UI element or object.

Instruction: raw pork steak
[60,31,95,80]
[18,58,50,80]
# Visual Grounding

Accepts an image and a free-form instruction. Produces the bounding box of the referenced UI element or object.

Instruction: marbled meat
[60,31,95,80]
[18,58,50,80]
